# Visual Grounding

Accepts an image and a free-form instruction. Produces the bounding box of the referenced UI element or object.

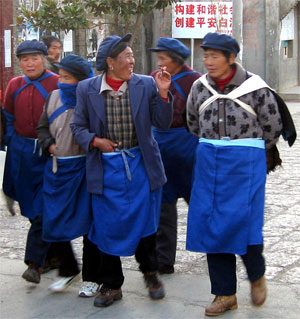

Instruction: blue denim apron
[88,147,162,256]
[153,127,198,203]
[186,138,267,255]
[3,133,47,219]
[42,155,92,241]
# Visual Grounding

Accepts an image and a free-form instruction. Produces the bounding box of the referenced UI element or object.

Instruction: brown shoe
[205,295,238,316]
[144,272,165,300]
[94,286,122,307]
[22,263,41,284]
[251,276,267,306]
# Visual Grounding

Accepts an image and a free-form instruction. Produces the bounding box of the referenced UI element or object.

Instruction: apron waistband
[102,147,139,181]
[199,138,265,149]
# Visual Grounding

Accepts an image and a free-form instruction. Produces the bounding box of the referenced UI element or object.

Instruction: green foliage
[17,0,180,41]
[17,0,89,34]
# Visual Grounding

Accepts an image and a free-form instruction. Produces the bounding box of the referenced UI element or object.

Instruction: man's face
[19,53,46,80]
[203,49,235,79]
[48,41,62,62]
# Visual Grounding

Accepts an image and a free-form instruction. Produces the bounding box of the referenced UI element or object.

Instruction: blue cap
[96,34,132,71]
[16,39,48,57]
[148,37,191,59]
[201,33,240,56]
[54,54,92,77]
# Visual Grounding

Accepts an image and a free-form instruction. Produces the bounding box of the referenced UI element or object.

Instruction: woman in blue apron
[37,54,101,297]
[71,34,173,308]
[2,40,59,284]
[186,33,285,316]
[149,37,201,274]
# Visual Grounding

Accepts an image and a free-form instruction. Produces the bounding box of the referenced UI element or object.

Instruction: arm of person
[2,79,17,146]
[186,80,201,136]
[255,88,283,150]
[37,94,56,156]
[148,75,173,129]
[70,81,97,152]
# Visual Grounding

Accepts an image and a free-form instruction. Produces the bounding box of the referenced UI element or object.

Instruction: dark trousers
[51,241,79,277]
[156,198,189,267]
[24,215,51,266]
[82,235,103,284]
[99,233,158,289]
[207,244,265,296]
[51,236,102,281]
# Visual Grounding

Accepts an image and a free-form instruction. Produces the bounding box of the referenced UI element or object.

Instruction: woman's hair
[110,42,129,59]
[203,47,232,62]
[165,51,185,66]
[73,73,88,81]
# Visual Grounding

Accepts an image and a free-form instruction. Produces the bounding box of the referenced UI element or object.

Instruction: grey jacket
[186,63,282,150]
[37,90,85,157]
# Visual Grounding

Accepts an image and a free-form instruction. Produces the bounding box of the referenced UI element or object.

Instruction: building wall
[279,2,299,90]
[0,0,14,102]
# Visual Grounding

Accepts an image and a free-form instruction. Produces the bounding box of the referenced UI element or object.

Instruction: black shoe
[158,264,174,275]
[144,272,165,300]
[22,263,41,284]
[94,286,123,307]
[41,257,60,274]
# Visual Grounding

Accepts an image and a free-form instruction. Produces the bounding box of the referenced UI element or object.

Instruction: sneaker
[144,271,165,300]
[94,286,122,307]
[78,282,100,297]
[205,295,238,316]
[48,273,80,293]
[22,263,41,284]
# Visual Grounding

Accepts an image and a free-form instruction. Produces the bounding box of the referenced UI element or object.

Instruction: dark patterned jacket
[186,63,282,150]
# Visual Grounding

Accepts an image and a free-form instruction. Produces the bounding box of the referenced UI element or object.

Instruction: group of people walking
[1,31,296,317]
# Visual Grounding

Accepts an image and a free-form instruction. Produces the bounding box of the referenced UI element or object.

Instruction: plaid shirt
[101,75,138,150]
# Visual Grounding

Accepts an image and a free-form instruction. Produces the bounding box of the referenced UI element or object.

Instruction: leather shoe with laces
[251,275,267,306]
[205,295,238,316]
[94,286,122,307]
[144,271,165,300]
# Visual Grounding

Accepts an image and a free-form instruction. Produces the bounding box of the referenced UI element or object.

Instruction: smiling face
[203,49,235,79]
[106,46,135,81]
[156,51,182,76]
[58,69,79,84]
[19,53,46,80]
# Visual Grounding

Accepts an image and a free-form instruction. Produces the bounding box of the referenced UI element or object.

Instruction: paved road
[0,102,299,318]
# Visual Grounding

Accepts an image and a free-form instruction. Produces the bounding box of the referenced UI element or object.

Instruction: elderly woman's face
[108,46,135,81]
[156,51,181,76]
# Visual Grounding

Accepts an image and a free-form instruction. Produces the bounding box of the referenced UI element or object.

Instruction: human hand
[154,66,171,98]
[49,143,56,154]
[92,137,118,153]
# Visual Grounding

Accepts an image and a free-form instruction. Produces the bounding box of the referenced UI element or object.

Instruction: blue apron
[186,138,267,255]
[153,127,198,203]
[88,147,162,257]
[2,72,55,206]
[42,155,92,242]
[3,134,47,219]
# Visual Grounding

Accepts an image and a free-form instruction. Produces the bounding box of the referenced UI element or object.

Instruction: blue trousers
[207,244,265,296]
[24,216,51,266]
[99,234,158,289]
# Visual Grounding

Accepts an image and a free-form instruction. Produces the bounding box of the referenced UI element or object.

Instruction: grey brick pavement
[0,103,299,319]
